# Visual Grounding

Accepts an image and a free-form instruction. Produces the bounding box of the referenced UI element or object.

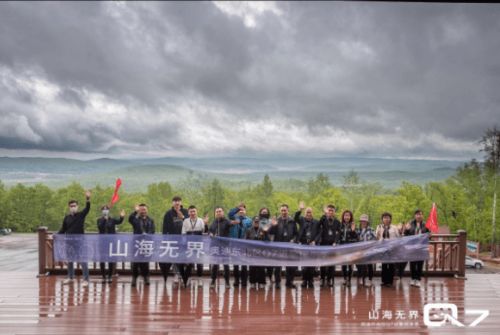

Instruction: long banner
[53,233,429,267]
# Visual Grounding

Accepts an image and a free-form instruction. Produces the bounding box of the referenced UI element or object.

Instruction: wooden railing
[37,227,467,277]
[426,230,466,277]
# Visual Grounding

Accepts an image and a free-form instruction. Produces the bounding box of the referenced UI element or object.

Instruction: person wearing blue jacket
[228,204,253,288]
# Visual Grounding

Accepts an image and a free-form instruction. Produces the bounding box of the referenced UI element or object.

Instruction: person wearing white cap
[356,214,376,287]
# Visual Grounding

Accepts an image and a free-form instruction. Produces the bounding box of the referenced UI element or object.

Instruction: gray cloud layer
[0,1,499,159]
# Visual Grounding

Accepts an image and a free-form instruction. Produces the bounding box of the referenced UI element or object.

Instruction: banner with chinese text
[53,233,429,266]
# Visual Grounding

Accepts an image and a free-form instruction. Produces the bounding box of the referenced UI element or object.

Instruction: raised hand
[299,201,305,211]
[120,209,126,217]
[85,190,91,199]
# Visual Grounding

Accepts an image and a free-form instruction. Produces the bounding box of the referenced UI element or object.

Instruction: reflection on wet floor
[1,272,499,334]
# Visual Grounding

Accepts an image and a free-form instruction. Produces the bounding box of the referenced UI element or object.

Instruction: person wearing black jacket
[160,196,189,284]
[270,204,299,289]
[339,210,358,287]
[209,206,232,288]
[295,202,320,289]
[97,205,125,284]
[246,216,269,289]
[129,204,155,287]
[318,204,341,288]
[59,191,91,286]
[404,209,430,288]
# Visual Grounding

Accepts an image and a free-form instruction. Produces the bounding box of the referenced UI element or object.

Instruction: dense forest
[0,128,498,248]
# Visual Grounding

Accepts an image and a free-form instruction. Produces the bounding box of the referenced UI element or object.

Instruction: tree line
[0,128,498,250]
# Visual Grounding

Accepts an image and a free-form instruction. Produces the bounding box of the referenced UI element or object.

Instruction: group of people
[58,192,429,289]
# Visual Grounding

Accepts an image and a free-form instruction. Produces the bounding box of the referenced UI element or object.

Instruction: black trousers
[271,266,282,284]
[342,265,353,280]
[159,263,173,279]
[381,263,395,285]
[132,262,149,279]
[99,262,115,278]
[320,242,335,282]
[249,266,266,284]
[397,262,407,277]
[233,265,248,285]
[320,266,335,281]
[184,263,203,282]
[410,261,424,280]
[357,264,374,280]
[286,266,297,285]
[302,266,315,282]
[266,267,274,280]
[211,264,230,282]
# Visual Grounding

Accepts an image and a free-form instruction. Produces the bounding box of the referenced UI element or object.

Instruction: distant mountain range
[0,156,464,191]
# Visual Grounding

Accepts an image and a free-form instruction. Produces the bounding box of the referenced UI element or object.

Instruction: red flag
[425,203,439,233]
[110,178,122,206]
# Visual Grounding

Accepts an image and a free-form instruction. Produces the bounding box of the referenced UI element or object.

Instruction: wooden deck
[0,272,499,334]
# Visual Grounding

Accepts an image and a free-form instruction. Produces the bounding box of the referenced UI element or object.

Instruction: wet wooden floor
[0,272,499,334]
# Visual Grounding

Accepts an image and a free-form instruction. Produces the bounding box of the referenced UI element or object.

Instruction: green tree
[342,170,361,211]
[145,182,173,223]
[397,182,432,220]
[0,181,6,229]
[480,126,500,256]
[254,174,273,208]
[308,173,331,195]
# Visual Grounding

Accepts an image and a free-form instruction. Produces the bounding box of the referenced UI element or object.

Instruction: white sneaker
[62,278,74,285]
[365,280,372,287]
[198,278,203,287]
[82,280,89,287]
[415,280,421,287]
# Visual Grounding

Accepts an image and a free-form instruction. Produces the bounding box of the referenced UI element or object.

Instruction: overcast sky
[0,1,498,160]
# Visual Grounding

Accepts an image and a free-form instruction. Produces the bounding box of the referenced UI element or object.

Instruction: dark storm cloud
[0,1,498,158]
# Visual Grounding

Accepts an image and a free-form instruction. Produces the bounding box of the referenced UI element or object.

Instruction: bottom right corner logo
[423,303,489,328]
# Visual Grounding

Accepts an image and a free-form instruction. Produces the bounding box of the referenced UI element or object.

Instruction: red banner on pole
[425,203,439,233]
[110,178,122,206]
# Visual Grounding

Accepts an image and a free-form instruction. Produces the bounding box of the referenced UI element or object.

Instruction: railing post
[457,230,467,278]
[38,226,48,275]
